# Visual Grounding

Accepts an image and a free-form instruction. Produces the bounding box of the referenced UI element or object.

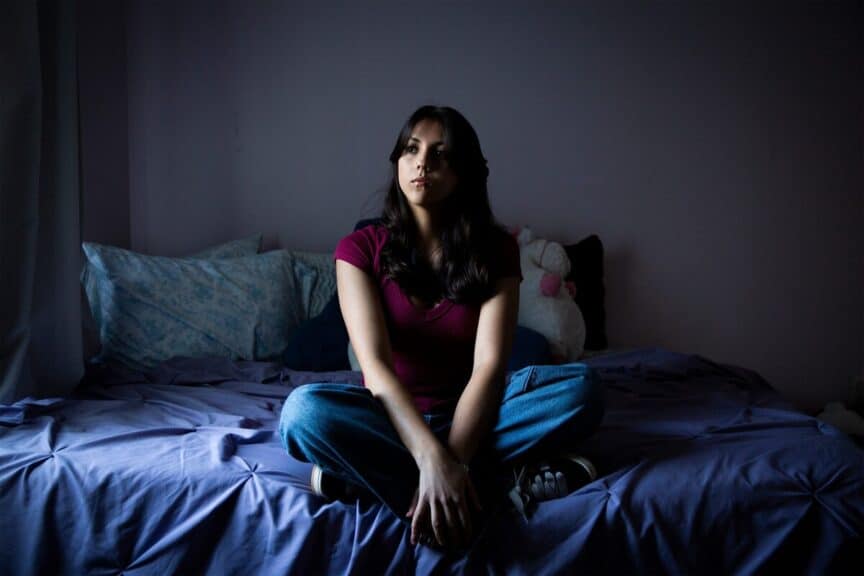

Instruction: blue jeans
[278,363,604,517]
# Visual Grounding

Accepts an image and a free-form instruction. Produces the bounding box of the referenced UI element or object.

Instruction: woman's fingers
[455,497,472,546]
[410,513,419,545]
[411,460,484,549]
[405,487,419,519]
[410,497,429,546]
[442,496,463,548]
[430,500,446,547]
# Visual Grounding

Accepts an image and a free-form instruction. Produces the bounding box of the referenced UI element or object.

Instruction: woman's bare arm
[337,259,480,548]
[447,276,520,466]
[335,260,441,466]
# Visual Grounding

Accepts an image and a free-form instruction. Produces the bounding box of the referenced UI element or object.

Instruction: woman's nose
[418,151,435,171]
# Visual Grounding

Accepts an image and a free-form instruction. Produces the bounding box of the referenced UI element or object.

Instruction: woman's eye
[405,144,418,154]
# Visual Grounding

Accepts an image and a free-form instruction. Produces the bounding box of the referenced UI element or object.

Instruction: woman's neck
[412,211,443,255]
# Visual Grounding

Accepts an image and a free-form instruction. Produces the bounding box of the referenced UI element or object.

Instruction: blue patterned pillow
[81,242,301,370]
[190,234,262,259]
[80,235,262,307]
[288,251,336,321]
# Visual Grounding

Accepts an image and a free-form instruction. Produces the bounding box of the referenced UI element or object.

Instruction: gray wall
[79,0,130,249]
[79,0,131,360]
[101,0,863,411]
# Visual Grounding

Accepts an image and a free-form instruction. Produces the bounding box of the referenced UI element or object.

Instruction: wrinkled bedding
[1,349,861,574]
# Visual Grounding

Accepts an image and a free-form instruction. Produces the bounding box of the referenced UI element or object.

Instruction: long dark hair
[379,105,506,306]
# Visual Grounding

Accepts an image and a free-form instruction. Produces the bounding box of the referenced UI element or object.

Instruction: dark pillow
[281,218,379,371]
[564,235,608,350]
[507,325,551,371]
[281,296,350,371]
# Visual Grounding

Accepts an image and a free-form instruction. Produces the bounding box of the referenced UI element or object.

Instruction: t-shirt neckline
[398,287,455,321]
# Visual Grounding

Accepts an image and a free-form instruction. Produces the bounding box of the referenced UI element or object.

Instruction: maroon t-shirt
[334,224,522,413]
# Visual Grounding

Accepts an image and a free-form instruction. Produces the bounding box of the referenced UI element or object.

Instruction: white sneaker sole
[310,464,325,496]
[567,454,597,481]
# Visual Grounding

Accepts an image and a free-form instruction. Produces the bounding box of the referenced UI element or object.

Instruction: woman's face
[397,119,458,211]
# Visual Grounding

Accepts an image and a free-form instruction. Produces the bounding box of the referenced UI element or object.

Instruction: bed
[1,235,862,575]
[1,348,862,574]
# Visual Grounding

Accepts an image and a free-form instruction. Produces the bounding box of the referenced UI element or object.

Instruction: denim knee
[559,365,605,436]
[279,384,328,457]
[527,363,605,438]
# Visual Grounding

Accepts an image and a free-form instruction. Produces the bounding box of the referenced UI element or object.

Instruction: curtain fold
[0,0,83,403]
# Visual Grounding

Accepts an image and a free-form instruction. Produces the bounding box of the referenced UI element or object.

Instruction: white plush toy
[514,226,586,362]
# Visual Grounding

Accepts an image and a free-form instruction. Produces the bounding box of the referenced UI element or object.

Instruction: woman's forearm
[449,276,519,467]
[447,364,506,466]
[336,260,446,467]
[363,361,446,465]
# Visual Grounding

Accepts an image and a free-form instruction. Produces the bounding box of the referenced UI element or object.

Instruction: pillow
[191,234,262,259]
[281,296,350,371]
[563,235,607,350]
[81,242,302,371]
[80,235,263,360]
[288,251,336,321]
[280,219,377,371]
[507,325,551,370]
[81,234,263,307]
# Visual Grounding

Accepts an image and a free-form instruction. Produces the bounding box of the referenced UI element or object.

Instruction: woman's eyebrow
[408,137,445,147]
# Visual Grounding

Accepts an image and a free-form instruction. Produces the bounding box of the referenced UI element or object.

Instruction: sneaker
[310,464,361,502]
[508,454,597,519]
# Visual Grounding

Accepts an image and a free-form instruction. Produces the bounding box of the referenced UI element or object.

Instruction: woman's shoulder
[333,221,389,274]
[341,223,388,250]
[354,221,389,241]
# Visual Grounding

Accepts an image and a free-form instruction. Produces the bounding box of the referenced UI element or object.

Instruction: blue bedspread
[1,349,861,574]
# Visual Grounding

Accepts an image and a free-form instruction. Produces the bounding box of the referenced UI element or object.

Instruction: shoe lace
[508,466,531,519]
[508,462,570,520]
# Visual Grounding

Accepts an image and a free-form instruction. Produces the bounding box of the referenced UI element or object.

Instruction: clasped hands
[406,446,482,550]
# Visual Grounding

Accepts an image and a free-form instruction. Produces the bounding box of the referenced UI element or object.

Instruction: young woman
[280,105,604,550]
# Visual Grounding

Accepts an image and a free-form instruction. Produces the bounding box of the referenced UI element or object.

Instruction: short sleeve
[333,225,382,275]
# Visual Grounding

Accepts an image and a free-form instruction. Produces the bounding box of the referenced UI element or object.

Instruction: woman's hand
[406,447,482,549]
